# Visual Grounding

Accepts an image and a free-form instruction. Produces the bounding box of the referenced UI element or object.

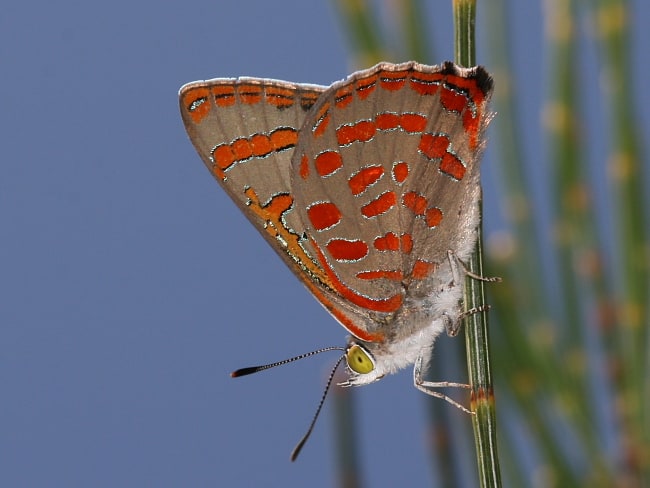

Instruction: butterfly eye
[346,345,375,374]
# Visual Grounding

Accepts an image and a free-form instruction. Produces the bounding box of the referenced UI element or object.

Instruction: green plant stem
[453,0,502,486]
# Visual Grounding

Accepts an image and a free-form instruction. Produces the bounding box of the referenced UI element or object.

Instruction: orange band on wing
[302,280,385,343]
[309,237,401,342]
[239,189,383,342]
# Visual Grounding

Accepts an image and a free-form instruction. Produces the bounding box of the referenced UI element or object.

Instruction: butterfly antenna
[290,354,346,462]
[230,346,346,377]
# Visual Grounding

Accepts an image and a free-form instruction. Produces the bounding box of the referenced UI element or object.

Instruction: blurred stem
[333,371,363,488]
[546,0,601,451]
[483,0,548,318]
[483,0,580,480]
[398,0,432,61]
[544,1,622,483]
[592,0,649,481]
[334,0,386,65]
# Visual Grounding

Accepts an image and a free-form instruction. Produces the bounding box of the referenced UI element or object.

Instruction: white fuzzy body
[343,247,472,386]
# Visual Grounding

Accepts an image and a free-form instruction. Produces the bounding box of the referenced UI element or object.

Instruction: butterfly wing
[179,78,330,284]
[291,62,493,342]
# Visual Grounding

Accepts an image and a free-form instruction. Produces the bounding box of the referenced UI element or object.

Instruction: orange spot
[244,189,295,243]
[411,70,491,151]
[361,192,396,218]
[261,193,294,223]
[326,239,369,261]
[374,232,399,251]
[300,92,321,111]
[313,104,330,138]
[400,234,413,253]
[400,113,427,132]
[348,166,384,195]
[238,84,263,105]
[269,128,298,151]
[426,207,443,227]
[231,138,253,161]
[463,110,480,150]
[310,237,403,315]
[440,87,468,113]
[409,76,440,96]
[412,260,435,279]
[315,151,343,177]
[244,187,333,293]
[308,282,385,342]
[183,88,211,123]
[411,71,489,113]
[357,270,403,281]
[213,145,236,171]
[335,87,353,108]
[355,75,378,99]
[443,74,488,103]
[414,72,441,82]
[418,134,449,159]
[307,202,341,231]
[265,86,295,109]
[337,121,376,145]
[250,134,273,158]
[392,162,409,183]
[440,153,466,180]
[299,154,309,180]
[376,113,400,130]
[402,192,427,216]
[379,70,408,91]
[211,85,236,107]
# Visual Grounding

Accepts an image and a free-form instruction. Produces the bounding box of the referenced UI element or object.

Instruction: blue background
[2,1,648,487]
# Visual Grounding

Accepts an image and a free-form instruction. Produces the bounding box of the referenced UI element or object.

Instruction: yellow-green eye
[346,345,374,374]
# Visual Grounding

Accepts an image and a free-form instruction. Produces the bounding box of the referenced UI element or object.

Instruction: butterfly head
[341,314,447,387]
[341,330,428,386]
[341,341,385,385]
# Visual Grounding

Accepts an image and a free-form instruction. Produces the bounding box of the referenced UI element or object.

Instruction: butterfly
[179,61,494,459]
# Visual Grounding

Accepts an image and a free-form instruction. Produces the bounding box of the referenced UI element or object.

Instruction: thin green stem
[453,0,502,486]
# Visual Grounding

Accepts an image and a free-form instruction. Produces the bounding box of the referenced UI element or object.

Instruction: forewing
[179,78,328,282]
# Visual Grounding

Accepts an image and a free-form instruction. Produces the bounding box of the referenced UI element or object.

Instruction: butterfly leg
[442,312,463,337]
[444,250,500,337]
[447,250,502,283]
[413,354,474,414]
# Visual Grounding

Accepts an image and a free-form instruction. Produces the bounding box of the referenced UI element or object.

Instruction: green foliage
[332,0,649,486]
